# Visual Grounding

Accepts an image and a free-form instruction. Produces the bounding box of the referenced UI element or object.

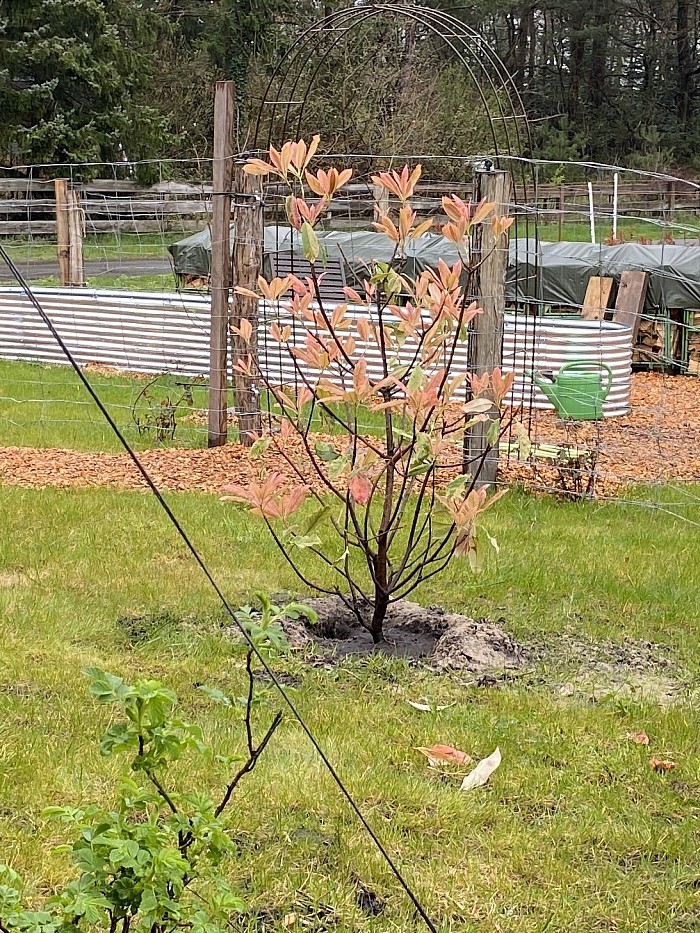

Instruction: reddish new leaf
[348,472,373,506]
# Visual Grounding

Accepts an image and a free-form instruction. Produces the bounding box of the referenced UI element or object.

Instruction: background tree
[0,0,172,176]
[2,0,700,174]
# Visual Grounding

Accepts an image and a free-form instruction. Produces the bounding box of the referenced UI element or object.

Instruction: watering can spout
[526,369,558,405]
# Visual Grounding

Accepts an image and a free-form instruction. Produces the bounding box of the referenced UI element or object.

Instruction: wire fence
[0,156,699,515]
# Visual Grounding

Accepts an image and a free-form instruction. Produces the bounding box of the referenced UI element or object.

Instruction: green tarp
[168,226,700,311]
[506,240,700,312]
[167,225,297,277]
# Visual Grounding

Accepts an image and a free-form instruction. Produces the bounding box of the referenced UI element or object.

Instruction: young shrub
[0,597,302,933]
[225,138,514,643]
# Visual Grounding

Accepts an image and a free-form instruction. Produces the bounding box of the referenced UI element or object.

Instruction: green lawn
[31,273,178,291]
[1,348,700,932]
[535,214,700,243]
[1,480,700,932]
[0,359,209,451]
[3,233,171,263]
[0,360,385,451]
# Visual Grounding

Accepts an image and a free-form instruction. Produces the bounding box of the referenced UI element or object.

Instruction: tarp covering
[167,225,297,277]
[169,226,700,311]
[506,240,700,311]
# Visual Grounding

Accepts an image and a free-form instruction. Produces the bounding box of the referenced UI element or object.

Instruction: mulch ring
[0,373,698,496]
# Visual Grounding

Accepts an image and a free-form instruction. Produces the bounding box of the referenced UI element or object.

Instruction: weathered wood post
[54,179,70,285]
[230,163,263,445]
[67,188,85,285]
[208,80,235,447]
[465,168,512,488]
[372,180,390,224]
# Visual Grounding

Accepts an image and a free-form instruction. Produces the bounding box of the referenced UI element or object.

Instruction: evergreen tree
[0,0,171,174]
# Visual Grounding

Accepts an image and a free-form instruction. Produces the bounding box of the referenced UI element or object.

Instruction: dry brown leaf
[627,731,650,745]
[649,756,676,772]
[281,913,297,928]
[416,744,471,768]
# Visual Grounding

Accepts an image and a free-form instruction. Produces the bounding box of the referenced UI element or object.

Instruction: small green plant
[132,378,194,443]
[0,596,308,933]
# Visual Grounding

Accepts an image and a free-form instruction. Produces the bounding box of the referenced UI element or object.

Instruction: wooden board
[613,270,648,338]
[581,276,615,320]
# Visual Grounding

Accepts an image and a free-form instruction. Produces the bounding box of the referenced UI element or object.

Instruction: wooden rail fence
[1,176,699,238]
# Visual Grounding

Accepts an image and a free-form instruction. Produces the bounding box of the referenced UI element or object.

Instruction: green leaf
[41,806,85,823]
[407,365,424,394]
[314,441,340,461]
[283,601,317,623]
[84,668,131,703]
[100,723,138,757]
[369,260,390,284]
[328,456,349,480]
[407,461,433,477]
[72,849,107,874]
[289,533,322,550]
[197,685,233,707]
[250,436,272,457]
[486,417,501,448]
[301,221,320,263]
[444,474,469,500]
[385,268,403,299]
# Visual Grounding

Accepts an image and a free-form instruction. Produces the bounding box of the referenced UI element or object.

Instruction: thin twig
[215,712,284,818]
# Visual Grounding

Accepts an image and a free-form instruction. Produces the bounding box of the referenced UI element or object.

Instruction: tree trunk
[567,6,586,121]
[676,0,693,125]
[370,587,389,644]
[589,1,613,110]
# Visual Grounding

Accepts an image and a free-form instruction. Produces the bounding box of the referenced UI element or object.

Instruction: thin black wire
[0,245,440,933]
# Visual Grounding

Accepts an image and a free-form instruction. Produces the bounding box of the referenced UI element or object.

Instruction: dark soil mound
[280,597,523,672]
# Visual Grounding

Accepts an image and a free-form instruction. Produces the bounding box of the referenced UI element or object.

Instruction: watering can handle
[558,361,613,400]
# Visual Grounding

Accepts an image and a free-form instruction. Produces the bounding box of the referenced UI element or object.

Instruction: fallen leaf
[649,756,676,772]
[281,913,297,928]
[460,747,502,790]
[417,744,471,767]
[627,731,650,745]
[408,700,454,712]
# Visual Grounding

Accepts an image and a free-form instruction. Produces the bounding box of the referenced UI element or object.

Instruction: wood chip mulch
[0,374,698,498]
[501,372,700,495]
[0,435,333,496]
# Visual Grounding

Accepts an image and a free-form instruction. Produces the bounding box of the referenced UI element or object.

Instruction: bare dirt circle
[280,596,524,672]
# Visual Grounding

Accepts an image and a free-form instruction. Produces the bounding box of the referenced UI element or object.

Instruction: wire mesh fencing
[0,156,699,523]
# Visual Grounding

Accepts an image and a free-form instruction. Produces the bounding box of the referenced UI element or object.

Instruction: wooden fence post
[67,188,85,285]
[372,181,390,224]
[208,80,235,448]
[465,168,512,488]
[54,179,70,285]
[230,163,263,446]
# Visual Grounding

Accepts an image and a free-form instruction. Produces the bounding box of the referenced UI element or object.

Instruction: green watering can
[528,360,613,421]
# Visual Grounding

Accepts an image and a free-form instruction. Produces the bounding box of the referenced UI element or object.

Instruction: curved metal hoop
[249,2,536,198]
